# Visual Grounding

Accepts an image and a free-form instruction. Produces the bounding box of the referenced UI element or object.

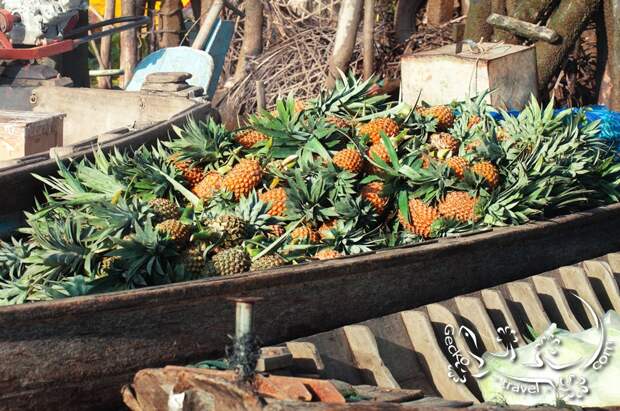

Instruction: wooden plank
[558,266,605,325]
[343,325,400,389]
[504,281,551,335]
[427,0,454,25]
[285,342,325,376]
[605,252,620,274]
[0,110,65,161]
[400,310,476,402]
[2,203,620,410]
[480,289,524,345]
[531,276,583,333]
[581,260,620,312]
[454,296,503,353]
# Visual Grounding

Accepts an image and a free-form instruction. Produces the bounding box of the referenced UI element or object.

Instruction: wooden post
[158,0,183,48]
[601,0,620,110]
[493,0,555,43]
[192,0,224,50]
[120,0,138,88]
[326,0,363,88]
[427,0,454,26]
[394,0,424,44]
[98,0,116,89]
[362,0,375,80]
[536,0,601,94]
[234,0,264,82]
[487,13,560,43]
[256,80,266,112]
[463,0,493,41]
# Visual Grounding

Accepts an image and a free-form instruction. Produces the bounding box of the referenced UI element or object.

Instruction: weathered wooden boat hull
[1,203,620,409]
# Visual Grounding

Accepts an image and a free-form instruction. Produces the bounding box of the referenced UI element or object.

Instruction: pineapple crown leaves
[84,198,153,237]
[320,219,384,255]
[166,117,234,166]
[309,70,390,117]
[282,165,339,224]
[109,219,180,287]
[43,275,96,300]
[122,143,183,200]
[0,238,35,280]
[233,190,278,236]
[21,217,102,281]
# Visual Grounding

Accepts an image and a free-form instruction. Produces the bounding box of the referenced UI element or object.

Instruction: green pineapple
[181,244,207,277]
[212,247,250,276]
[148,198,180,223]
[250,254,286,271]
[155,219,192,246]
[206,215,247,248]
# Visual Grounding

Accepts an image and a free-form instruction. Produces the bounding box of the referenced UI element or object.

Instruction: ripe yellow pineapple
[467,115,482,129]
[268,224,285,238]
[318,219,337,239]
[223,158,263,200]
[361,182,388,214]
[259,187,288,216]
[326,116,350,129]
[193,172,223,202]
[472,161,500,188]
[291,225,320,243]
[430,132,460,154]
[445,156,469,179]
[418,105,455,130]
[365,142,392,174]
[315,248,342,260]
[438,192,479,222]
[234,129,268,149]
[171,156,204,187]
[398,199,440,238]
[333,148,363,173]
[358,118,399,145]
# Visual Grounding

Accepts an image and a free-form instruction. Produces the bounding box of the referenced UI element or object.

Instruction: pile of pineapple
[1,73,619,304]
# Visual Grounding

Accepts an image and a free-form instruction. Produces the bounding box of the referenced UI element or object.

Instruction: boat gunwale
[1,201,618,322]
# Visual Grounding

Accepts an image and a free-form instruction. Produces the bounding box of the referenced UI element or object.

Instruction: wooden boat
[0,84,215,236]
[2,202,620,410]
[282,249,620,406]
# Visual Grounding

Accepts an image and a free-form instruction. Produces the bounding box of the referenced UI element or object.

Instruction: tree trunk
[97,0,116,89]
[536,0,601,94]
[191,0,214,23]
[427,0,454,26]
[600,0,620,110]
[363,0,375,79]
[493,0,555,43]
[158,0,183,48]
[464,0,493,41]
[327,0,363,88]
[233,0,264,82]
[121,0,138,88]
[394,0,424,43]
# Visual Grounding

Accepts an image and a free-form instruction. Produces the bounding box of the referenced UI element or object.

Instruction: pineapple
[366,142,392,174]
[467,115,482,129]
[418,106,455,130]
[318,219,337,239]
[193,172,223,202]
[496,127,510,142]
[445,156,468,179]
[259,188,287,216]
[438,192,479,223]
[99,256,121,277]
[251,254,287,271]
[234,129,268,149]
[398,199,440,238]
[361,182,388,214]
[430,132,460,154]
[291,225,320,243]
[472,161,500,188]
[207,215,247,248]
[421,153,432,169]
[171,157,204,187]
[333,148,363,173]
[326,116,351,129]
[315,248,342,260]
[182,245,207,276]
[358,118,400,145]
[268,224,285,238]
[223,159,263,200]
[148,198,180,223]
[212,247,250,276]
[156,219,192,246]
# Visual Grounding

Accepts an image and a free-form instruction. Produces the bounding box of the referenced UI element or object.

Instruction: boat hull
[1,203,620,410]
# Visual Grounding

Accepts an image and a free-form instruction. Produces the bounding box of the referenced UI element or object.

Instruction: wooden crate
[0,110,64,162]
[401,43,538,110]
